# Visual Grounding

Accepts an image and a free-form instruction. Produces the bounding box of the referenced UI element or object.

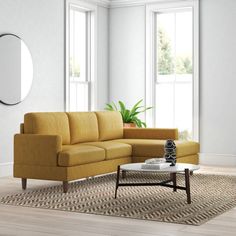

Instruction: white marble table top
[120,163,200,173]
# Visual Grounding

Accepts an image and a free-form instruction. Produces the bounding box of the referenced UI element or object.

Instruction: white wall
[97,6,109,110]
[200,0,236,155]
[0,0,65,174]
[199,0,236,166]
[0,0,109,176]
[109,6,145,108]
[109,0,236,166]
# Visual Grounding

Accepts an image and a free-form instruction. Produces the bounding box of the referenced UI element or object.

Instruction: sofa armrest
[14,134,62,167]
[123,128,179,140]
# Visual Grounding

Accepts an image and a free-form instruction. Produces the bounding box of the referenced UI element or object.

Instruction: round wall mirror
[0,34,33,105]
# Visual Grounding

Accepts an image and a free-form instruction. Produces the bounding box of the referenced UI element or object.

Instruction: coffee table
[115,163,200,204]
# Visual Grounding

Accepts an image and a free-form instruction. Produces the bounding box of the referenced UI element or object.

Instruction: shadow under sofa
[14,111,200,193]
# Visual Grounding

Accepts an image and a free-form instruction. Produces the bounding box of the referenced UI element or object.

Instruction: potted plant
[105,99,152,128]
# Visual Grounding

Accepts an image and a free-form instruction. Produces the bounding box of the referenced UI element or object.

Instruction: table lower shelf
[115,166,191,204]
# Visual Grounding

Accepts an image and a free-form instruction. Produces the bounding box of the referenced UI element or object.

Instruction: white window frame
[65,0,97,111]
[145,0,199,141]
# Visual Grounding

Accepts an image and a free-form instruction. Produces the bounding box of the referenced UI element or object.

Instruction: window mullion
[173,12,177,128]
[72,10,75,79]
[86,11,92,111]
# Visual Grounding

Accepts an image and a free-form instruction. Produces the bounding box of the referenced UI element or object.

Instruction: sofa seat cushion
[115,139,199,158]
[58,145,105,167]
[115,139,165,157]
[84,141,132,160]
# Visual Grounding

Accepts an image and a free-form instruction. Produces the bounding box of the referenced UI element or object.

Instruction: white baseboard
[0,162,13,177]
[199,153,236,167]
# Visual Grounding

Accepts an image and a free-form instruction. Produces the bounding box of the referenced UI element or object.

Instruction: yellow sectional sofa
[14,111,200,193]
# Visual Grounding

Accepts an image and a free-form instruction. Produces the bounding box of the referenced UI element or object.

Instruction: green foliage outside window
[158,28,174,75]
[176,57,192,74]
[158,28,192,75]
[70,58,80,78]
[179,130,192,141]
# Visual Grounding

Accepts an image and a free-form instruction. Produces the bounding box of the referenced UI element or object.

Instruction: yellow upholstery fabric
[177,154,199,165]
[14,164,67,181]
[14,157,131,181]
[58,145,105,167]
[116,139,166,157]
[61,143,81,151]
[84,141,132,160]
[124,128,179,140]
[95,111,123,141]
[14,134,62,166]
[20,123,24,134]
[175,141,200,157]
[115,139,199,158]
[24,112,70,145]
[67,112,99,144]
[67,157,131,180]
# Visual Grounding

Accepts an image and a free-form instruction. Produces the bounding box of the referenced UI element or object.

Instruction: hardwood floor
[0,165,235,236]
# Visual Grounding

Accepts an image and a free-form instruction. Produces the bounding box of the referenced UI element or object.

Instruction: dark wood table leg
[121,170,126,179]
[171,173,177,192]
[115,165,120,199]
[185,169,191,204]
[63,181,69,193]
[22,178,27,190]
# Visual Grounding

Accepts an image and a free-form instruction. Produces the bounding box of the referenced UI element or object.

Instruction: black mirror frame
[0,33,33,106]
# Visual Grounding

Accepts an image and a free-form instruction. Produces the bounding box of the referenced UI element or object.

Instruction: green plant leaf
[130,111,141,117]
[130,107,143,116]
[145,106,153,111]
[112,102,118,111]
[123,109,130,122]
[118,101,126,113]
[136,120,142,127]
[105,103,115,111]
[141,122,147,128]
[132,117,141,127]
[136,106,153,113]
[105,99,152,127]
[130,99,143,115]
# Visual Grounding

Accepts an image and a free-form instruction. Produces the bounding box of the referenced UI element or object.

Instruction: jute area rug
[1,172,236,226]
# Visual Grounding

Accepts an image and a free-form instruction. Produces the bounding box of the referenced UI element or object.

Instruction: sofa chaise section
[116,128,200,164]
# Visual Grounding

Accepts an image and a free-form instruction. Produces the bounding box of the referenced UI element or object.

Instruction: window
[146,1,199,141]
[66,1,97,112]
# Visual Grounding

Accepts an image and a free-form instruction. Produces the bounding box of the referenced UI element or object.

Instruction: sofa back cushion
[67,112,99,144]
[24,112,70,145]
[96,111,123,141]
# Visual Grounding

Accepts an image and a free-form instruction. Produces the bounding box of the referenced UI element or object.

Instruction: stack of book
[141,158,171,170]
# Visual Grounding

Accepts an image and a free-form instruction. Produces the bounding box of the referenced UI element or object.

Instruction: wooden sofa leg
[22,178,27,190]
[190,171,193,176]
[63,181,69,193]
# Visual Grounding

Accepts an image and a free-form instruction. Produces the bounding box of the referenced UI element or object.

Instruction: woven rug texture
[1,172,236,226]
